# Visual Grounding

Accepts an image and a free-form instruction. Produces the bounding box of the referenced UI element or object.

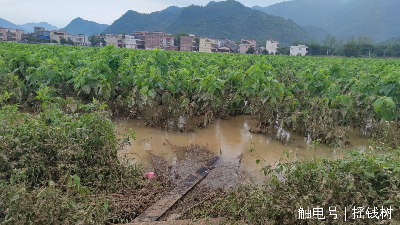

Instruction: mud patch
[110,142,248,223]
[106,176,174,224]
[164,141,246,190]
[156,142,247,221]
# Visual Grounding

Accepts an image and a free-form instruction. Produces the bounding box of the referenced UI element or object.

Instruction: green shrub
[0,98,143,224]
[186,148,400,224]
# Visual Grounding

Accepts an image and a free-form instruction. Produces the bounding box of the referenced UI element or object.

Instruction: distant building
[199,38,218,53]
[145,33,161,49]
[290,45,308,56]
[133,31,148,49]
[34,27,45,34]
[34,27,48,35]
[162,36,174,50]
[69,34,90,46]
[105,34,125,48]
[50,30,68,43]
[167,46,179,51]
[217,46,232,53]
[266,40,279,55]
[145,32,171,50]
[180,34,196,51]
[0,27,7,41]
[218,38,227,47]
[34,26,50,40]
[0,28,25,42]
[125,35,139,49]
[239,39,257,54]
[223,40,239,53]
[92,35,105,47]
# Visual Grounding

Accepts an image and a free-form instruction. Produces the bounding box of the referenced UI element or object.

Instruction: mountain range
[252,0,400,42]
[19,22,59,33]
[2,0,400,44]
[61,17,109,36]
[0,18,21,29]
[103,0,311,46]
[0,18,58,32]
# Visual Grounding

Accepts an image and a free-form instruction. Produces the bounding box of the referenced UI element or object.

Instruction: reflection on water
[114,115,369,182]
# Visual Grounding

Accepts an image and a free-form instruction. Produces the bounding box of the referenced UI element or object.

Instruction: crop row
[0,42,399,144]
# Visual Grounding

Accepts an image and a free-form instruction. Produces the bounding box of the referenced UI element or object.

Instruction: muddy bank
[109,143,244,223]
[114,115,370,184]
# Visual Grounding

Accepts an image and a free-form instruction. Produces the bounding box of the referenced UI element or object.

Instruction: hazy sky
[2,0,286,28]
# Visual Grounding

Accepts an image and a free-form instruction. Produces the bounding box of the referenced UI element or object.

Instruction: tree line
[276,35,400,58]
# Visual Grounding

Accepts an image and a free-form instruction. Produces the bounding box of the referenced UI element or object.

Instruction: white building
[290,45,308,56]
[125,35,139,49]
[68,34,90,46]
[266,40,279,55]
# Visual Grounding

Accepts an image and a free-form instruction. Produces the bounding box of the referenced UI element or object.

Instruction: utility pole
[366,47,370,58]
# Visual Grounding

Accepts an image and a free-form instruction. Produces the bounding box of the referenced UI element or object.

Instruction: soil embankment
[110,142,246,223]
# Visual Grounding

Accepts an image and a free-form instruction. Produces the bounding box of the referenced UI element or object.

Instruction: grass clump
[185,147,400,224]
[0,97,143,224]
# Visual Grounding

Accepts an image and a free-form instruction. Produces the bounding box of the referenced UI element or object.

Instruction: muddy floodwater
[115,115,369,183]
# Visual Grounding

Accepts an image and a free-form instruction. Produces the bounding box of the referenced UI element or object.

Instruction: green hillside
[252,0,343,27]
[102,6,182,34]
[104,0,311,46]
[0,18,21,29]
[380,37,400,45]
[61,17,109,35]
[253,0,400,42]
[302,25,330,43]
[19,22,58,33]
[165,0,311,46]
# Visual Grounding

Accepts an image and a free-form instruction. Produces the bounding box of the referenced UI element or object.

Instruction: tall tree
[60,39,67,45]
[343,36,361,57]
[358,35,372,45]
[323,35,338,48]
[277,46,290,55]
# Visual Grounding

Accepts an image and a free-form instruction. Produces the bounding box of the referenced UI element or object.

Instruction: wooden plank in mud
[126,217,224,225]
[132,156,221,223]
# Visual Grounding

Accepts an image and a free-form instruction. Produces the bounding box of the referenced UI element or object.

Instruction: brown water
[114,115,369,182]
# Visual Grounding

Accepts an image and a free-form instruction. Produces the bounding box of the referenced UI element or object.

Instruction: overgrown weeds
[183,146,400,224]
[0,96,143,224]
[1,43,400,144]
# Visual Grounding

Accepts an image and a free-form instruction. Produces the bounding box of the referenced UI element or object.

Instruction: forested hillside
[253,0,400,42]
[103,0,311,45]
[252,0,343,26]
[380,37,400,45]
[165,0,311,46]
[61,17,109,35]
[102,6,182,34]
[19,22,58,33]
[0,18,21,29]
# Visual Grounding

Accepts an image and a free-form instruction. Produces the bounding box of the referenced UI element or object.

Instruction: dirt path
[108,142,249,224]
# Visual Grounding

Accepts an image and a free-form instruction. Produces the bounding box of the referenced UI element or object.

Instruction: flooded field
[114,115,370,183]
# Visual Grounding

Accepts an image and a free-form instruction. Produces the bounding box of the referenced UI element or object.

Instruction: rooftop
[51,30,67,33]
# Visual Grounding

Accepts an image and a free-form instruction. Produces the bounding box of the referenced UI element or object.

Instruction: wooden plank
[132,156,221,223]
[126,217,224,225]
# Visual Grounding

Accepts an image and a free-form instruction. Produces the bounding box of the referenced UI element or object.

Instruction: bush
[186,147,400,224]
[0,102,142,190]
[0,97,143,224]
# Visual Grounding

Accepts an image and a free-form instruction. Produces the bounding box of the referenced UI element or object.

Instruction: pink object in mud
[145,172,155,179]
